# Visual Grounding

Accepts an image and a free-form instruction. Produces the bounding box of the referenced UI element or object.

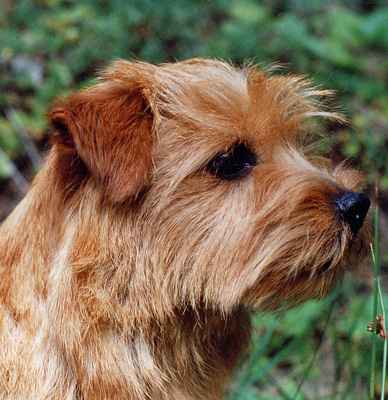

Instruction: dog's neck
[0,148,250,399]
[0,152,67,307]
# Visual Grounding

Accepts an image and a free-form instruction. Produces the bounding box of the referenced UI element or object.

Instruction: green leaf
[0,150,13,179]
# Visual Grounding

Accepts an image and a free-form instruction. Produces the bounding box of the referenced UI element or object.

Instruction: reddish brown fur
[0,58,369,399]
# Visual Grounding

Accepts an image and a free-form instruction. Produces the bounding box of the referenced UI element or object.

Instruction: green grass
[369,190,387,400]
[228,287,373,399]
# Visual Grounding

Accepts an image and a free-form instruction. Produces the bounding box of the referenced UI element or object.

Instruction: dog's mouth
[247,210,371,311]
[296,229,370,283]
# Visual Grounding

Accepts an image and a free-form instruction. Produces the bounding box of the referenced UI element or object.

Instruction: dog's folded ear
[49,61,156,203]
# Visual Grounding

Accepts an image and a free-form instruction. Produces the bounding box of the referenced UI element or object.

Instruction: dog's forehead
[155,60,317,149]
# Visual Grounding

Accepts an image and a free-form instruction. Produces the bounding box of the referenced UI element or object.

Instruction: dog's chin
[251,256,348,311]
[316,223,371,275]
[279,237,370,309]
[264,273,341,311]
[249,225,370,311]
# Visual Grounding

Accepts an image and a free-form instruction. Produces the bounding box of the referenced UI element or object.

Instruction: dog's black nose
[335,191,370,234]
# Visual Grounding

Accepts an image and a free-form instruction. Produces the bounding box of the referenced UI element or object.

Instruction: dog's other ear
[49,61,156,203]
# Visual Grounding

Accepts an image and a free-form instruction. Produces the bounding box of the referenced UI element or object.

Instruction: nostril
[335,191,370,234]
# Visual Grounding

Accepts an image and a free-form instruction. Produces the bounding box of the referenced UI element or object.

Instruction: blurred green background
[0,1,387,399]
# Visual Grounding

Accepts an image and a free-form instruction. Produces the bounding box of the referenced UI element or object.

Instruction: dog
[0,58,370,399]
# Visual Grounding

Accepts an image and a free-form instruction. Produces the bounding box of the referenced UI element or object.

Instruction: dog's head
[49,58,370,313]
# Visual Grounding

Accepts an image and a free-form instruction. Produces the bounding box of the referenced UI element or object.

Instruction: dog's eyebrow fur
[264,73,345,121]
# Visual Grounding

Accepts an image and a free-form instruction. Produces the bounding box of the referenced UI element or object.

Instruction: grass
[369,186,387,400]
[377,274,387,400]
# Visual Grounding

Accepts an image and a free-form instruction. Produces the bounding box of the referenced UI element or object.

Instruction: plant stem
[370,188,380,400]
[377,279,387,400]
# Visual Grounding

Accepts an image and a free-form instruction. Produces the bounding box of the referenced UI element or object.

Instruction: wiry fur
[0,58,369,399]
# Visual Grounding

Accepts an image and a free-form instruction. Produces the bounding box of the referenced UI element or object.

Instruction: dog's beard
[241,215,370,310]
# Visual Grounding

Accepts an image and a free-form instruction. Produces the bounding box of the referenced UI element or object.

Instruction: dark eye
[207,143,258,180]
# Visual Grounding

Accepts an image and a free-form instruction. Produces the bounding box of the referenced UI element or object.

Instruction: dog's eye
[207,143,258,180]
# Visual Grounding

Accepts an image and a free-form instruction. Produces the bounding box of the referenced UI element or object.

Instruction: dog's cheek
[142,175,258,310]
